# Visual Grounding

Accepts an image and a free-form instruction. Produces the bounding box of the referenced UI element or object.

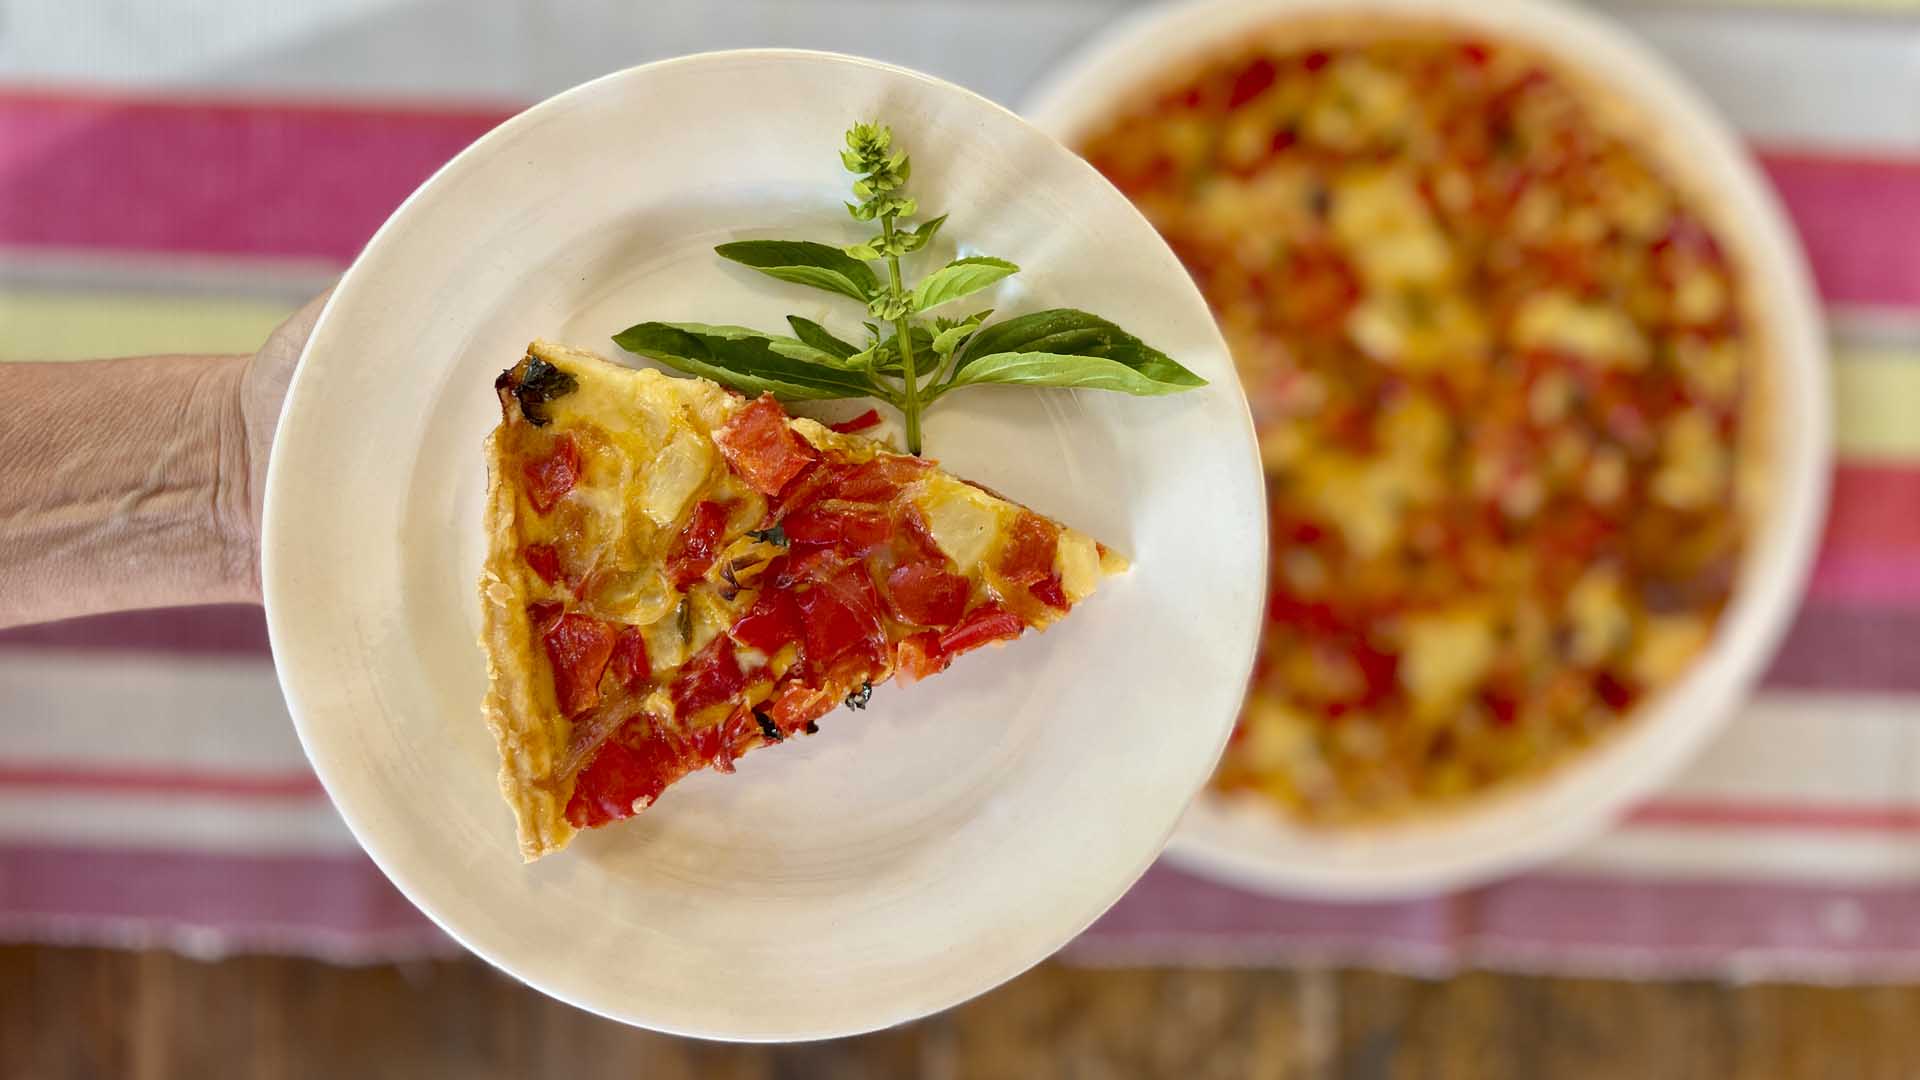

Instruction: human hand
[237,289,332,540]
[1,294,334,627]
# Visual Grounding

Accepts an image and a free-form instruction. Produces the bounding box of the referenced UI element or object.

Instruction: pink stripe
[7,847,1917,970]
[1759,152,1920,308]
[0,90,512,261]
[1806,551,1920,606]
[1086,863,1452,947]
[1078,864,1920,964]
[1823,465,1920,554]
[0,843,436,940]
[1473,874,1920,955]
[0,763,323,799]
[1629,800,1920,832]
[0,91,1916,307]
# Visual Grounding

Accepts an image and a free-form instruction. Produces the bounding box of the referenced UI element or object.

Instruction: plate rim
[262,46,1265,1038]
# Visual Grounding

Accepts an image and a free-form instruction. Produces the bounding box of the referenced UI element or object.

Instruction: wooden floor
[7,946,1920,1078]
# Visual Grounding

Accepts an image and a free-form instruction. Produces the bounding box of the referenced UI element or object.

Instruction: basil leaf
[945,352,1199,396]
[930,323,975,358]
[957,308,1205,388]
[931,310,991,358]
[897,213,948,255]
[911,256,1018,311]
[612,322,874,400]
[785,316,859,359]
[714,241,880,303]
[768,339,854,368]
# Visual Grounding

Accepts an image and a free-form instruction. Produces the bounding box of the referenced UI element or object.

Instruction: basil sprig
[614,121,1203,454]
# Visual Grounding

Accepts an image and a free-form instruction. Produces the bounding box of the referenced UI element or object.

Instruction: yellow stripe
[0,290,296,362]
[1833,347,1920,462]
[1,287,1914,461]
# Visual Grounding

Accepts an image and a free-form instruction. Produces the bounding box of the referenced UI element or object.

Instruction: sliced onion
[549,689,642,788]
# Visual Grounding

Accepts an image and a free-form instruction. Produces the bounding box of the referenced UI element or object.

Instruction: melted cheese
[1331,169,1453,288]
[1511,292,1649,369]
[1398,609,1497,719]
[1651,409,1729,510]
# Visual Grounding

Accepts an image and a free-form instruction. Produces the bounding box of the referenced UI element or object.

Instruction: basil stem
[880,214,926,454]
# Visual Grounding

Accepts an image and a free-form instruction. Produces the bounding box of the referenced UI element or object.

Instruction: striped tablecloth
[5,0,1920,977]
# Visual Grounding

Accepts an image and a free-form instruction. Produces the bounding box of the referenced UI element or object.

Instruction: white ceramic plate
[1026,0,1831,899]
[262,50,1262,1039]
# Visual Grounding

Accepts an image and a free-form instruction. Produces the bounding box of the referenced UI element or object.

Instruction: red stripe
[1799,463,1920,607]
[1629,800,1920,832]
[0,763,323,799]
[11,752,1915,838]
[12,755,1920,838]
[1757,151,1920,309]
[1820,463,1920,553]
[0,90,1916,307]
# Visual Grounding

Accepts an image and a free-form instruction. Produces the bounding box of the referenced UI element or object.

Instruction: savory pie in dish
[1078,31,1757,821]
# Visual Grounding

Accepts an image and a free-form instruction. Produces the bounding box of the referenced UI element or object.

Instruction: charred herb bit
[746,524,789,548]
[753,708,783,743]
[1306,178,1331,219]
[511,355,579,427]
[718,554,769,601]
[675,596,693,643]
[844,680,873,710]
[804,720,820,735]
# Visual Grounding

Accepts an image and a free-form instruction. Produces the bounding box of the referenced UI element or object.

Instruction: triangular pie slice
[480,341,1127,859]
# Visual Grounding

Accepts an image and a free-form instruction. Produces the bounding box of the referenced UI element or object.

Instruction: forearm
[0,355,257,628]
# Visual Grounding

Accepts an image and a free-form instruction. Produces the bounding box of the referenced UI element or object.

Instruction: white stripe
[0,0,1119,110]
[1825,306,1920,349]
[1646,691,1920,804]
[0,0,400,86]
[0,248,341,304]
[1619,5,1920,151]
[0,651,306,771]
[1550,691,1920,884]
[4,658,1920,874]
[0,791,357,855]
[1,0,1914,152]
[1563,829,1920,885]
